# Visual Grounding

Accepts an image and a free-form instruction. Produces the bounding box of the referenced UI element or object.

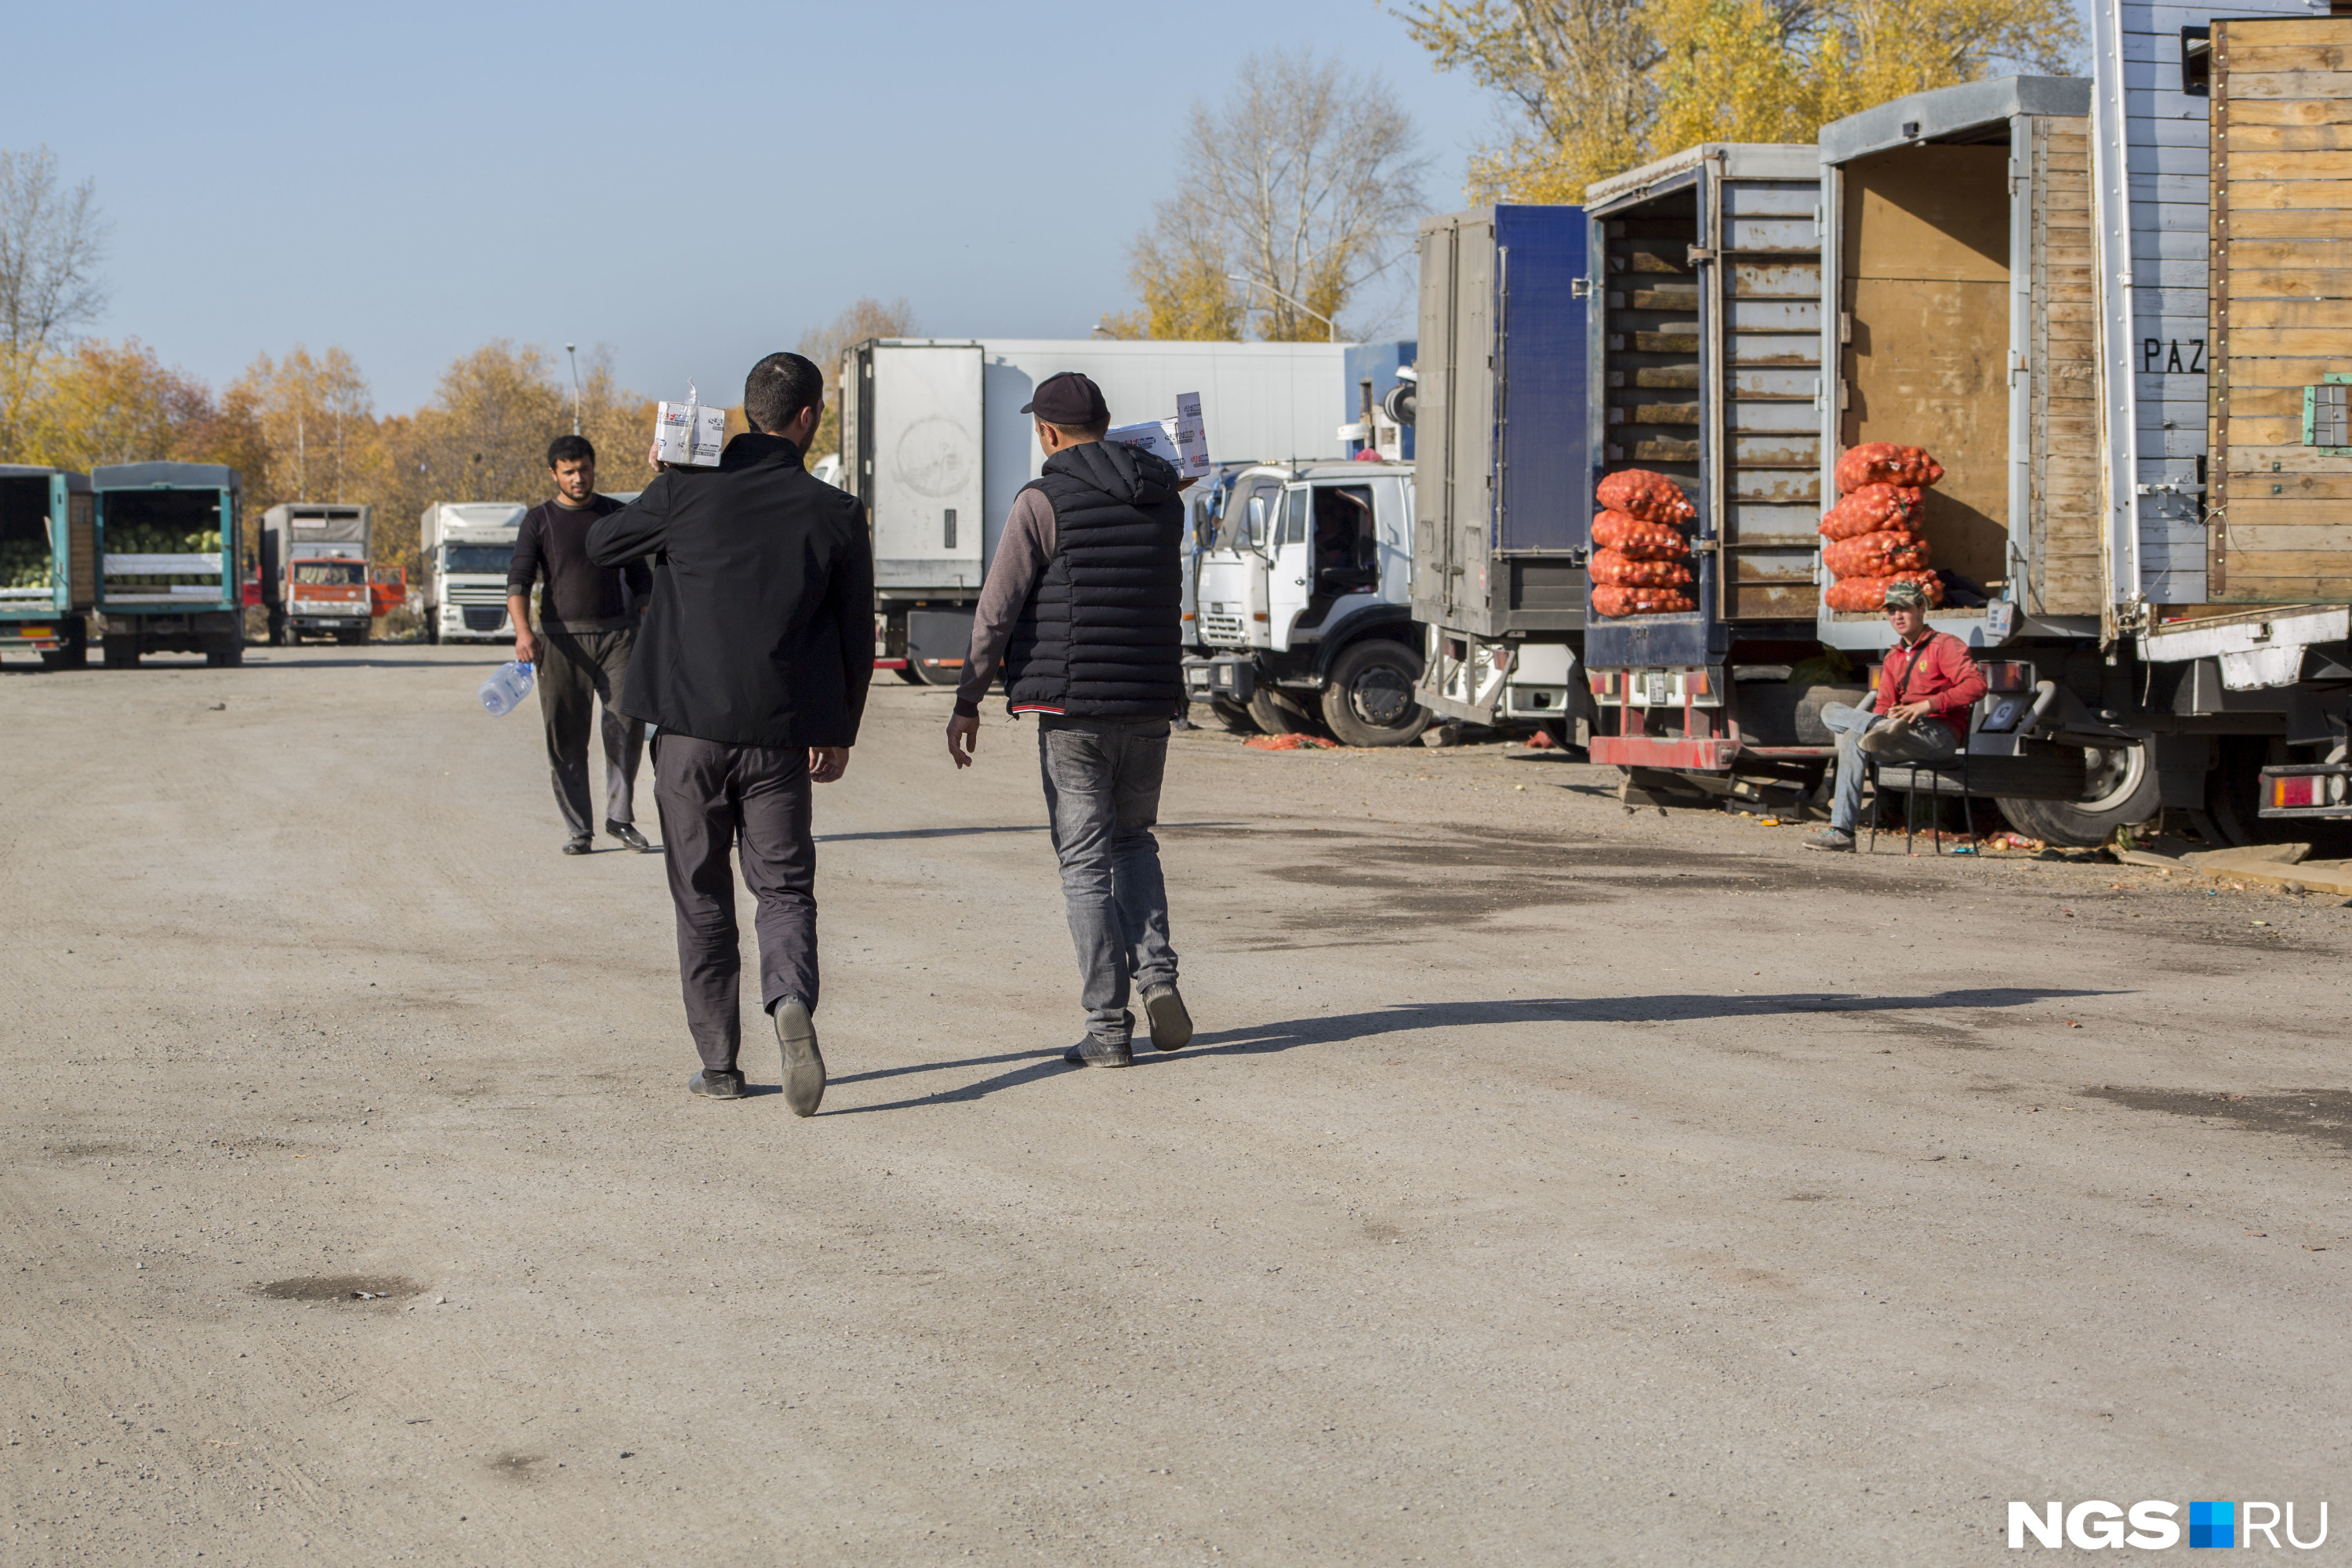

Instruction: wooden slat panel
[2228,414,2316,445]
[2224,298,2352,329]
[2214,497,2352,525]
[2216,147,2352,177]
[2030,114,2101,616]
[2225,238,2352,267]
[2230,524,2352,549]
[2218,178,2352,207]
[2222,96,2352,125]
[2210,358,2352,388]
[2223,208,2352,238]
[2213,19,2352,48]
[2225,71,2352,100]
[2223,40,2352,71]
[2223,470,2352,499]
[2220,122,2352,150]
[2228,442,2352,470]
[2220,267,2350,298]
[2213,327,2352,354]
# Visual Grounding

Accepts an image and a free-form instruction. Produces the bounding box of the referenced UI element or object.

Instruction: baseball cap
[1022,372,1109,427]
[1882,579,1930,609]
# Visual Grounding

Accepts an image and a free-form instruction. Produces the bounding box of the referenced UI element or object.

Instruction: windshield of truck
[292,561,365,585]
[444,544,512,575]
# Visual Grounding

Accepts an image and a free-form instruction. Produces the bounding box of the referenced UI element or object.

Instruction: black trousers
[652,733,820,1073]
[537,625,642,838]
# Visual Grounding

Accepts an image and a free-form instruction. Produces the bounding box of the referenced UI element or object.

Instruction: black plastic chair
[1865,748,1972,855]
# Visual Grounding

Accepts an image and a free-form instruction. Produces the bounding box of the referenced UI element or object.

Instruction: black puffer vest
[1002,440,1185,718]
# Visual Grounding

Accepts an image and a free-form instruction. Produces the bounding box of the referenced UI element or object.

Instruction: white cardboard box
[1108,391,1210,481]
[655,390,727,468]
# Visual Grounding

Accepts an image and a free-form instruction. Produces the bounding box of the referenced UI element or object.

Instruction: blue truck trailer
[93,463,243,669]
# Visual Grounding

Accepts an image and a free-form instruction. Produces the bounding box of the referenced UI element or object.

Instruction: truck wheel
[1995,742,2158,847]
[1207,696,1256,733]
[205,637,244,668]
[103,638,138,670]
[425,621,441,645]
[1247,686,1317,736]
[1319,639,1432,747]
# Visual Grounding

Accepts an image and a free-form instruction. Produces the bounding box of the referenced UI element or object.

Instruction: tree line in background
[1395,0,2082,201]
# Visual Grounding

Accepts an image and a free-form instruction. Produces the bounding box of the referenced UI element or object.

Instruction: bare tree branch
[0,147,109,358]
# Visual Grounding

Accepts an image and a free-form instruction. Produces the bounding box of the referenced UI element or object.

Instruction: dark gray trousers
[652,733,820,1073]
[1038,716,1180,1047]
[537,624,642,838]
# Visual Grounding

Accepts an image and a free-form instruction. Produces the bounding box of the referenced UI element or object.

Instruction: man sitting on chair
[1806,579,1987,852]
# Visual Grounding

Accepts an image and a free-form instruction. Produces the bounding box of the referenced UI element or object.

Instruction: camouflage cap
[1882,579,1930,610]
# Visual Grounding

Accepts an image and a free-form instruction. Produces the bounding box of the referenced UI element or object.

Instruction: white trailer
[841,338,1356,683]
[419,502,524,644]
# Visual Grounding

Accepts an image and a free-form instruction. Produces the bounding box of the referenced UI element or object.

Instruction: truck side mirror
[1247,495,1268,548]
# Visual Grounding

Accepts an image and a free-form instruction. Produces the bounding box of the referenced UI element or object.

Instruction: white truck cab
[1184,460,1430,746]
[419,502,524,644]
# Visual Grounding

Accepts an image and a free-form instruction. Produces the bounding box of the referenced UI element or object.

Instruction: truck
[0,466,93,669]
[260,503,373,645]
[840,337,1374,684]
[93,463,243,668]
[1182,459,1433,744]
[419,502,524,644]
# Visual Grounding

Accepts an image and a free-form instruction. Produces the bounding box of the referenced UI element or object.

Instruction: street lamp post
[565,343,581,436]
[1226,274,1340,343]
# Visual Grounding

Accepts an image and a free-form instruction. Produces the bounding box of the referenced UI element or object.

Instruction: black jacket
[1002,441,1185,719]
[586,433,874,749]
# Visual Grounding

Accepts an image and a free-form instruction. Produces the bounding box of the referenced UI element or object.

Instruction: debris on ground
[1244,733,1339,752]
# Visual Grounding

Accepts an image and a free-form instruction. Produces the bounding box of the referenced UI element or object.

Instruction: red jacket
[1875,631,1986,743]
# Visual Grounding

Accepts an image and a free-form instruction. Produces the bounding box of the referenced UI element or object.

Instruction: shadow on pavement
[816,821,1244,844]
[822,985,2123,1115]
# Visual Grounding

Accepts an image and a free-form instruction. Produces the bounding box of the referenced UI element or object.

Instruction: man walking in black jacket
[945,372,1193,1069]
[587,352,873,1113]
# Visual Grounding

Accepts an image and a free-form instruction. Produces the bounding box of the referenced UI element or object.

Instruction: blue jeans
[1822,702,1957,832]
[1038,717,1180,1046]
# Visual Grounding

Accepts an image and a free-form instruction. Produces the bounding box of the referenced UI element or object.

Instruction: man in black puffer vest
[946,372,1194,1067]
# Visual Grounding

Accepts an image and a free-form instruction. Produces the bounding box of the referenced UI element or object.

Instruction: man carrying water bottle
[509,434,654,855]
[587,352,873,1115]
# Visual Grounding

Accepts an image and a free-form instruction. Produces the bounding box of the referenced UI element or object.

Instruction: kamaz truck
[0,466,93,669]
[260,503,373,645]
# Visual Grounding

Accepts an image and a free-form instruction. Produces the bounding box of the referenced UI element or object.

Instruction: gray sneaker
[688,1068,746,1100]
[1804,827,1856,852]
[1142,984,1193,1051]
[772,996,826,1117]
[1064,1036,1134,1069]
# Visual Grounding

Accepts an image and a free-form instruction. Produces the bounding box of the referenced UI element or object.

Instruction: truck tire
[1207,696,1256,733]
[1247,685,1317,736]
[103,638,138,670]
[336,629,366,646]
[424,620,440,645]
[205,637,244,668]
[1319,639,1432,746]
[1995,741,2158,847]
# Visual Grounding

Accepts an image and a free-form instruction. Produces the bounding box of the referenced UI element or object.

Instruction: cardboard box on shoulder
[1108,390,1210,481]
[655,384,727,468]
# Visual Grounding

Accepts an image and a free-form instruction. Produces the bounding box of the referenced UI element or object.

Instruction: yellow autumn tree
[1396,0,2082,198]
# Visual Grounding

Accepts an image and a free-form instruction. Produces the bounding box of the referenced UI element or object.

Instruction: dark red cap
[1021,371,1109,426]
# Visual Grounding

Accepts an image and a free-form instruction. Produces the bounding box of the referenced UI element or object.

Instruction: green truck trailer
[92,463,243,668]
[0,466,96,669]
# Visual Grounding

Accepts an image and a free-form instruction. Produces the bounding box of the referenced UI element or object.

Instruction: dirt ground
[4,644,2347,1565]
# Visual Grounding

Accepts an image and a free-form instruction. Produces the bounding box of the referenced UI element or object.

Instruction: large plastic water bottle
[478,659,535,717]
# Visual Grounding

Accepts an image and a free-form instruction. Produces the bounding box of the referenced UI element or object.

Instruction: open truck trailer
[0,466,93,668]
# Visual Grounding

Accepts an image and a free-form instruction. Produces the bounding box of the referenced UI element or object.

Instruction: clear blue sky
[2,1,1498,413]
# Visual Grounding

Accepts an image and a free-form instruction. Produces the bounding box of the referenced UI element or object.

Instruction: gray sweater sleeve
[953,487,1055,718]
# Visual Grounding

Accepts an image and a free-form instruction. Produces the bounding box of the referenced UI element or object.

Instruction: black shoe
[1142,984,1192,1051]
[773,996,826,1117]
[688,1068,745,1100]
[607,820,653,852]
[1064,1036,1134,1069]
[561,836,593,856]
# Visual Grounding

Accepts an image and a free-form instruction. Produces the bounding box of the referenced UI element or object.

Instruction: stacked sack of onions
[1589,469,1697,617]
[1820,444,1946,612]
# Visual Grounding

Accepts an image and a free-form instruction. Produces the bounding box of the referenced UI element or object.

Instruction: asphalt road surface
[4,645,2347,1565]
